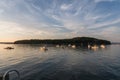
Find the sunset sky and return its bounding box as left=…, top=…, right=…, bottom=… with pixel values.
left=0, top=0, right=120, bottom=42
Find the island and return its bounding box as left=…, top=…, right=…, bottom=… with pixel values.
left=14, top=37, right=111, bottom=47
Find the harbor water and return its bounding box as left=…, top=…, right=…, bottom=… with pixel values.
left=0, top=44, right=120, bottom=80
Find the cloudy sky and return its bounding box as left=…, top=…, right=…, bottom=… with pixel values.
left=0, top=0, right=120, bottom=42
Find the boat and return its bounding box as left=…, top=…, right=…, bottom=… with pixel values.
left=88, top=45, right=91, bottom=49
left=71, top=45, right=76, bottom=49
left=91, top=45, right=99, bottom=50
left=56, top=45, right=60, bottom=48
left=100, top=44, right=106, bottom=49
left=4, top=47, right=14, bottom=50
left=40, top=47, right=48, bottom=51
left=68, top=44, right=71, bottom=47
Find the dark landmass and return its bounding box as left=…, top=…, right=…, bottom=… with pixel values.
left=14, top=37, right=111, bottom=46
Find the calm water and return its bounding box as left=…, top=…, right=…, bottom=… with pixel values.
left=0, top=44, right=120, bottom=80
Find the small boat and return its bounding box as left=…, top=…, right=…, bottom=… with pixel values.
left=4, top=47, right=14, bottom=50
left=60, top=45, right=66, bottom=49
left=100, top=44, right=106, bottom=49
left=68, top=44, right=71, bottom=47
left=71, top=45, right=76, bottom=49
left=40, top=47, right=48, bottom=51
left=56, top=45, right=60, bottom=48
left=88, top=45, right=91, bottom=49
left=91, top=45, right=99, bottom=50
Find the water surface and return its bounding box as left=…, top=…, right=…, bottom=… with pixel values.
left=0, top=44, right=120, bottom=80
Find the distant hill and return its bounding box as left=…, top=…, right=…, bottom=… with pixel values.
left=14, top=37, right=111, bottom=46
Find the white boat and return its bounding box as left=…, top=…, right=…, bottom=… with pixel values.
left=40, top=47, right=48, bottom=51
left=56, top=45, right=60, bottom=48
left=91, top=45, right=99, bottom=50
left=71, top=45, right=76, bottom=48
left=88, top=45, right=91, bottom=49
left=100, top=45, right=106, bottom=49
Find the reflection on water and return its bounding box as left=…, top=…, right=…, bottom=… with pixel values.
left=0, top=44, right=120, bottom=80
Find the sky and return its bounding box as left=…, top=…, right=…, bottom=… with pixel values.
left=0, top=0, right=120, bottom=42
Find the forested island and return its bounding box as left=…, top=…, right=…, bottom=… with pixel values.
left=14, top=37, right=111, bottom=46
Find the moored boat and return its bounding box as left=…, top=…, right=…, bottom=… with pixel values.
left=4, top=47, right=14, bottom=50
